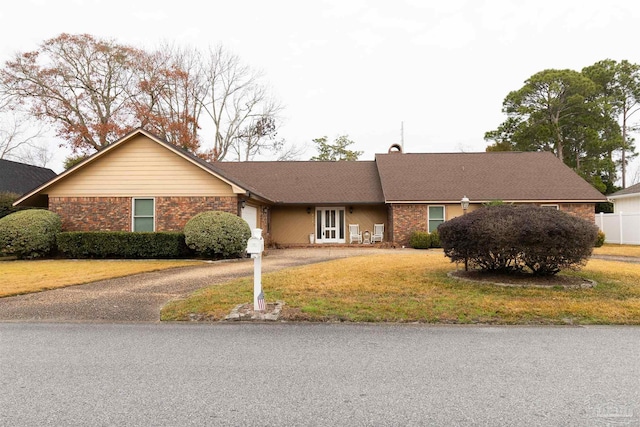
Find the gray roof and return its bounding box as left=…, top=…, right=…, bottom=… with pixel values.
left=0, top=159, right=57, bottom=195
left=374, top=151, right=607, bottom=202
left=609, top=182, right=640, bottom=198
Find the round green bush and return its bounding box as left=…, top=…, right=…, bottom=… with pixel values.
left=429, top=230, right=441, bottom=248
left=184, top=211, right=251, bottom=258
left=0, top=192, right=21, bottom=219
left=0, top=209, right=62, bottom=259
left=409, top=231, right=431, bottom=249
left=594, top=230, right=606, bottom=247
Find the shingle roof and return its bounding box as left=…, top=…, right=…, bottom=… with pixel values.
left=0, top=159, right=57, bottom=195
left=609, top=182, right=640, bottom=198
left=374, top=151, right=607, bottom=202
left=11, top=129, right=608, bottom=207
left=214, top=161, right=385, bottom=204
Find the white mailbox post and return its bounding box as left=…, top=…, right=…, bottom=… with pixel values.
left=246, top=228, right=265, bottom=311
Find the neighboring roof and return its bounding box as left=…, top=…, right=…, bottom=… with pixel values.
left=608, top=182, right=640, bottom=199
left=214, top=161, right=385, bottom=204
left=374, top=151, right=607, bottom=203
left=0, top=158, right=57, bottom=194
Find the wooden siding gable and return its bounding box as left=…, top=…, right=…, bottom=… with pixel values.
left=15, top=129, right=247, bottom=205
left=48, top=135, right=237, bottom=197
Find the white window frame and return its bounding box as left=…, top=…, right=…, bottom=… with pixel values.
left=428, top=205, right=445, bottom=233
left=132, top=197, right=155, bottom=232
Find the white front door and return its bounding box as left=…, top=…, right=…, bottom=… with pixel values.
left=242, top=205, right=258, bottom=229
left=315, top=208, right=345, bottom=243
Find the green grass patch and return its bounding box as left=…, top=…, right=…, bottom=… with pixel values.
left=161, top=251, right=640, bottom=324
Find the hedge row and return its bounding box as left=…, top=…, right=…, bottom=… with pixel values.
left=56, top=231, right=194, bottom=259
left=1, top=210, right=253, bottom=260
left=409, top=230, right=441, bottom=249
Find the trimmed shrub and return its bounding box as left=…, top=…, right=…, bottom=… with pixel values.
left=594, top=230, right=606, bottom=248
left=438, top=205, right=599, bottom=276
left=429, top=230, right=441, bottom=248
left=184, top=211, right=251, bottom=258
left=409, top=231, right=431, bottom=249
left=0, top=209, right=61, bottom=259
left=56, top=232, right=192, bottom=259
left=0, top=192, right=21, bottom=219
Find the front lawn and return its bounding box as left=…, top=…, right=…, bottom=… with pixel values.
left=0, top=259, right=201, bottom=297
left=161, top=245, right=640, bottom=324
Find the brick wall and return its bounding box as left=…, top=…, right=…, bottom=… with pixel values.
left=49, top=197, right=131, bottom=231
left=390, top=204, right=428, bottom=246
left=389, top=202, right=597, bottom=247
left=49, top=196, right=239, bottom=231
left=155, top=196, right=238, bottom=230
left=558, top=203, right=595, bottom=223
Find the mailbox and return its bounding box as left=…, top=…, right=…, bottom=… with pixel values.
left=246, top=228, right=264, bottom=255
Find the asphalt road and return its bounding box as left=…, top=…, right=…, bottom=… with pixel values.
left=1, top=322, right=639, bottom=426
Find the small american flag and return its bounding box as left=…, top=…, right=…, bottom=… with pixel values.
left=256, top=291, right=265, bottom=311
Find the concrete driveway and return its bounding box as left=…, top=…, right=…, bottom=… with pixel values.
left=0, top=247, right=403, bottom=323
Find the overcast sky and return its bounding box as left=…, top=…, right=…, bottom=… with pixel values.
left=2, top=0, right=640, bottom=183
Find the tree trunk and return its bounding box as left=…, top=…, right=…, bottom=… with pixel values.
left=622, top=112, right=627, bottom=188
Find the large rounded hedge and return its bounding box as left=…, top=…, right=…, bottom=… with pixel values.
left=0, top=192, right=21, bottom=219
left=438, top=205, right=599, bottom=276
left=184, top=211, right=252, bottom=258
left=0, top=209, right=62, bottom=259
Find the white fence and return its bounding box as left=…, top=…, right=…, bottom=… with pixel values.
left=595, top=212, right=640, bottom=245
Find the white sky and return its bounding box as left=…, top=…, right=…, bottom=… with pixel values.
left=2, top=0, right=640, bottom=184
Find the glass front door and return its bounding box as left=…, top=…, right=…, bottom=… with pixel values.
left=316, top=208, right=345, bottom=243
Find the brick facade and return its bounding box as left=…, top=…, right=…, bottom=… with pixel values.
left=390, top=204, right=428, bottom=246
left=557, top=203, right=595, bottom=223
left=155, top=196, right=238, bottom=230
left=49, top=196, right=239, bottom=231
left=389, top=202, right=597, bottom=247
left=50, top=197, right=131, bottom=231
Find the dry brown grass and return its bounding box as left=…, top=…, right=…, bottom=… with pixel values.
left=593, top=243, right=640, bottom=258
left=0, top=259, right=201, bottom=297
left=162, top=249, right=640, bottom=324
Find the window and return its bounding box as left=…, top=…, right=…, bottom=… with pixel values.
left=541, top=204, right=559, bottom=210
left=428, top=206, right=445, bottom=233
left=133, top=198, right=154, bottom=232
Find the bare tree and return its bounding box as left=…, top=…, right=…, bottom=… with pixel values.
left=0, top=94, right=53, bottom=166
left=136, top=43, right=205, bottom=152
left=1, top=35, right=284, bottom=162
left=198, top=45, right=282, bottom=161
left=631, top=164, right=640, bottom=185
left=275, top=141, right=307, bottom=161
left=230, top=114, right=279, bottom=161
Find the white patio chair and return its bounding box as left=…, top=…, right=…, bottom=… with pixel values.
left=349, top=224, right=363, bottom=244
left=371, top=223, right=384, bottom=243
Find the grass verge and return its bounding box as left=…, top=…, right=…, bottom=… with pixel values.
left=593, top=243, right=640, bottom=258
left=0, top=259, right=201, bottom=297
left=161, top=249, right=640, bottom=324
